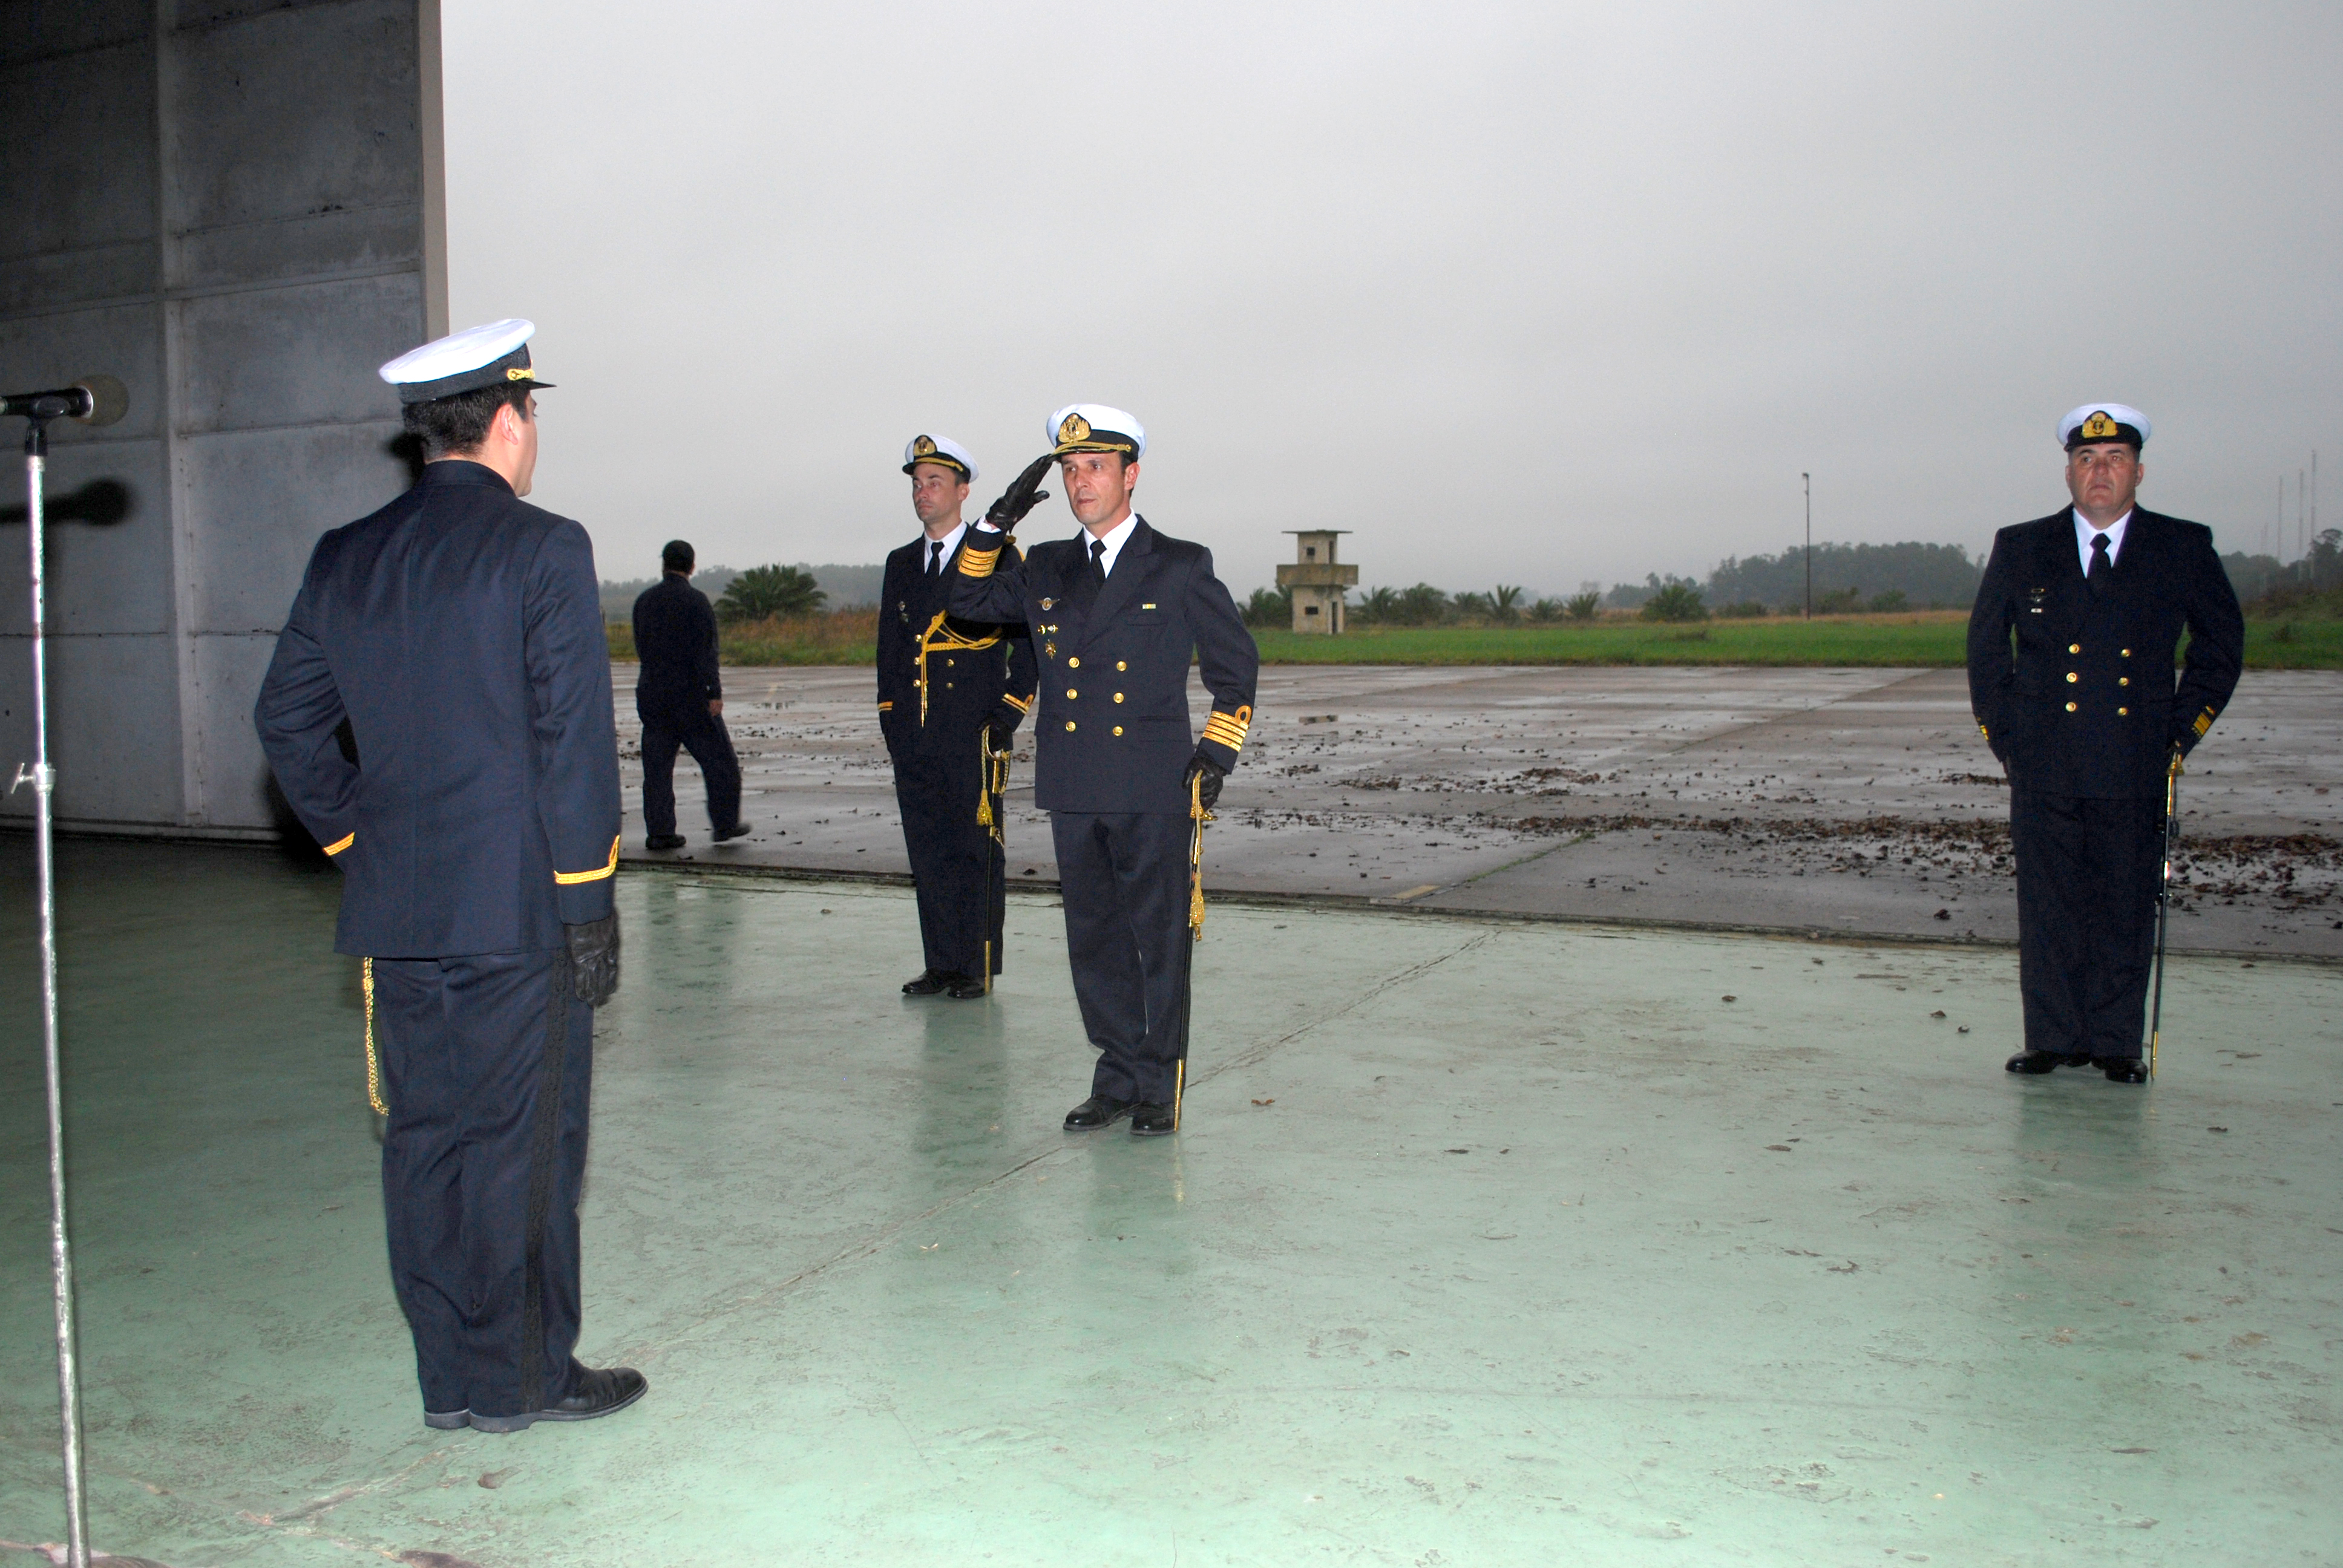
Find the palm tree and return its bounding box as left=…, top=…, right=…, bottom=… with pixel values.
left=718, top=564, right=827, bottom=622
left=1492, top=584, right=1524, bottom=623
left=1355, top=586, right=1400, bottom=624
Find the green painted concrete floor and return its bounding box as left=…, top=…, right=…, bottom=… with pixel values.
left=2, top=840, right=2339, bottom=1567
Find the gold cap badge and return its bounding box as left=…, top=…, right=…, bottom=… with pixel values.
left=2081, top=410, right=2118, bottom=440
left=912, top=434, right=936, bottom=457
left=1058, top=413, right=1091, bottom=445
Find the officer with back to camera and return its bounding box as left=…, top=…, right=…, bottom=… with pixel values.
left=953, top=405, right=1259, bottom=1135
left=254, top=319, right=645, bottom=1433
left=878, top=434, right=1036, bottom=998
left=632, top=537, right=749, bottom=852
left=1967, top=403, right=2243, bottom=1083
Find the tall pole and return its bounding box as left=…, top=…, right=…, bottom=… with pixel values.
left=15, top=416, right=90, bottom=1568
left=1803, top=472, right=1812, bottom=619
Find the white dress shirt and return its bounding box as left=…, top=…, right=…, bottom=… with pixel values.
left=2073, top=508, right=2132, bottom=575
left=1083, top=513, right=1139, bottom=579
left=918, top=520, right=968, bottom=574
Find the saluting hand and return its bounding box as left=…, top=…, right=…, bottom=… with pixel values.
left=984, top=454, right=1056, bottom=531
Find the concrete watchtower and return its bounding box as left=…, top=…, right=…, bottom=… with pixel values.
left=1277, top=531, right=1358, bottom=633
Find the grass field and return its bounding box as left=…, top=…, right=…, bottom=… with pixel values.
left=603, top=603, right=2343, bottom=670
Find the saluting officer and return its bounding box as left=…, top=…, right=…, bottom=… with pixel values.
left=254, top=319, right=645, bottom=1432
left=1968, top=403, right=2243, bottom=1083
left=953, top=405, right=1259, bottom=1135
left=878, top=434, right=1036, bottom=998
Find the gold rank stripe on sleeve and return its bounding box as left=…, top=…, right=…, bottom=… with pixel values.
left=322, top=831, right=354, bottom=856
left=1002, top=692, right=1031, bottom=713
left=957, top=539, right=1003, bottom=577
left=877, top=700, right=893, bottom=712
left=554, top=835, right=621, bottom=885
left=2193, top=707, right=2216, bottom=737
left=1200, top=704, right=1252, bottom=753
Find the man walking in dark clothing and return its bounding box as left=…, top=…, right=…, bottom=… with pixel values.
left=632, top=540, right=746, bottom=852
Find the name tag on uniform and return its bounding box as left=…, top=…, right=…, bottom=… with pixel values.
left=1140, top=603, right=1156, bottom=610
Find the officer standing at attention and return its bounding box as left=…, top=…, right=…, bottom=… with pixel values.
left=632, top=538, right=749, bottom=852
left=879, top=434, right=1036, bottom=998
left=254, top=319, right=645, bottom=1432
left=953, top=406, right=1258, bottom=1134
left=1968, top=403, right=2243, bottom=1083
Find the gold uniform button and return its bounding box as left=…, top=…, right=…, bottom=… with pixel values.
left=2069, top=643, right=2081, bottom=654
left=1113, top=725, right=1123, bottom=736
left=1065, top=720, right=1076, bottom=731
left=1113, top=693, right=1124, bottom=703
left=2121, top=648, right=2131, bottom=658
left=2118, top=707, right=2129, bottom=716
left=2119, top=676, right=2129, bottom=687
left=1067, top=656, right=1080, bottom=668
left=1116, top=660, right=1127, bottom=671
left=2065, top=671, right=2078, bottom=683
left=946, top=658, right=955, bottom=667
left=946, top=682, right=954, bottom=690
left=1066, top=688, right=1078, bottom=699
left=2065, top=701, right=2077, bottom=712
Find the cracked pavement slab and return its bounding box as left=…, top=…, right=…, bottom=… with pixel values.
left=615, top=664, right=2342, bottom=958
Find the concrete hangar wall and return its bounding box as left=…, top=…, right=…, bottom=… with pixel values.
left=1, top=0, right=445, bottom=838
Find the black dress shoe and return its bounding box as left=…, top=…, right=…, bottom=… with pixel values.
left=645, top=834, right=686, bottom=851
left=1129, top=1102, right=1176, bottom=1137
left=713, top=822, right=752, bottom=843
left=2005, top=1050, right=2082, bottom=1074
left=1063, top=1094, right=1133, bottom=1131
left=946, top=973, right=989, bottom=999
left=424, top=1408, right=468, bottom=1431
left=902, top=969, right=954, bottom=995
left=470, top=1365, right=647, bottom=1433
left=2096, top=1057, right=2148, bottom=1083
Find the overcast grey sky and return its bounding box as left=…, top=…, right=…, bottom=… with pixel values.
left=444, top=2, right=2341, bottom=598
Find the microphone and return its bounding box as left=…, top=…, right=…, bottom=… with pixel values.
left=2, top=375, right=128, bottom=426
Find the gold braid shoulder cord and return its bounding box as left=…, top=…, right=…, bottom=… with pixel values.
left=916, top=610, right=1004, bottom=725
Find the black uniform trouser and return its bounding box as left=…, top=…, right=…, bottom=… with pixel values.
left=373, top=949, right=594, bottom=1419
left=2009, top=788, right=2164, bottom=1060
left=640, top=708, right=741, bottom=837
left=893, top=743, right=1004, bottom=978
left=1051, top=811, right=1190, bottom=1105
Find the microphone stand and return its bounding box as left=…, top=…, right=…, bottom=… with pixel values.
left=10, top=407, right=90, bottom=1568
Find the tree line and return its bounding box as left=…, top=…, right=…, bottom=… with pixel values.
left=1240, top=534, right=2336, bottom=629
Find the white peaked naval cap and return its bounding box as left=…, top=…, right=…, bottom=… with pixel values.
left=1048, top=404, right=1145, bottom=459
left=378, top=319, right=549, bottom=404
left=2058, top=403, right=2151, bottom=449
left=902, top=433, right=978, bottom=483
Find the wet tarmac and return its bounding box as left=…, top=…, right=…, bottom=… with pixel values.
left=3, top=843, right=2338, bottom=1566
left=619, top=665, right=2343, bottom=959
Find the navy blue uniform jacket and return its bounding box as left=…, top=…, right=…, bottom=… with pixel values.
left=1966, top=506, right=2243, bottom=800
left=876, top=534, right=1036, bottom=756
left=254, top=460, right=623, bottom=958
left=631, top=573, right=723, bottom=721
left=951, top=516, right=1259, bottom=814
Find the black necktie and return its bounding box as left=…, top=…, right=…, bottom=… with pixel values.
left=926, top=540, right=943, bottom=577
left=1089, top=537, right=1107, bottom=586
left=2088, top=532, right=2109, bottom=595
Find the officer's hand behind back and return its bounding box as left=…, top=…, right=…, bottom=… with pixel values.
left=565, top=912, right=620, bottom=1007
left=984, top=454, right=1056, bottom=531
left=1184, top=752, right=1225, bottom=812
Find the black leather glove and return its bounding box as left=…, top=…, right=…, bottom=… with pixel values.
left=983, top=453, right=1056, bottom=530
left=1183, top=753, right=1225, bottom=812
left=984, top=717, right=1016, bottom=754
left=565, top=912, right=620, bottom=1007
